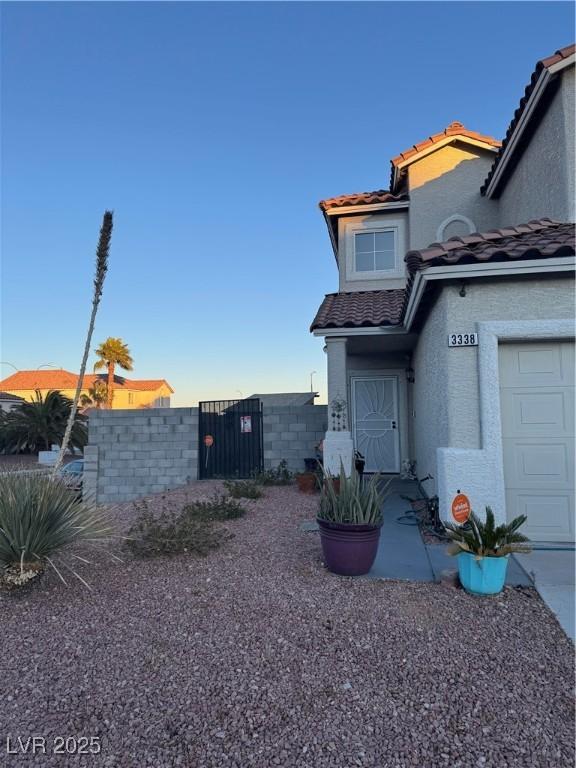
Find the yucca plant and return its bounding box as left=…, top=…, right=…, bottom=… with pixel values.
left=318, top=464, right=391, bottom=525
left=0, top=473, right=114, bottom=588
left=444, top=507, right=531, bottom=558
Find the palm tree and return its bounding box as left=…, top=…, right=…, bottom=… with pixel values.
left=53, top=211, right=112, bottom=474
left=94, top=338, right=134, bottom=409
left=79, top=379, right=108, bottom=410
left=0, top=390, right=87, bottom=454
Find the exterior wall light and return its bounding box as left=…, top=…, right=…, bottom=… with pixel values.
left=405, top=366, right=415, bottom=384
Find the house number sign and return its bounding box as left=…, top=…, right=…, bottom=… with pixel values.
left=448, top=332, right=478, bottom=347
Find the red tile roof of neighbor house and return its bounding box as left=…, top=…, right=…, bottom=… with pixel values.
left=481, top=44, right=575, bottom=195
left=0, top=370, right=174, bottom=393
left=311, top=220, right=575, bottom=330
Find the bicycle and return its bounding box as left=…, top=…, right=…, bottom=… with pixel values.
left=397, top=473, right=446, bottom=539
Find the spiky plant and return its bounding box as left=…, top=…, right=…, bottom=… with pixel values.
left=0, top=390, right=87, bottom=454
left=0, top=473, right=113, bottom=587
left=444, top=507, right=531, bottom=558
left=318, top=464, right=391, bottom=525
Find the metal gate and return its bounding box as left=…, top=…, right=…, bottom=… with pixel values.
left=198, top=399, right=264, bottom=479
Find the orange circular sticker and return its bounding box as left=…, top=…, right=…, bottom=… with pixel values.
left=203, top=435, right=214, bottom=447
left=451, top=493, right=471, bottom=524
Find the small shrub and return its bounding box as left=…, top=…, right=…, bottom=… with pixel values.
left=252, top=460, right=293, bottom=486
left=183, top=494, right=246, bottom=521
left=124, top=501, right=231, bottom=559
left=223, top=479, right=263, bottom=499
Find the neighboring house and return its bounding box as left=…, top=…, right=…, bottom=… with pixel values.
left=311, top=45, right=575, bottom=543
left=0, top=391, right=25, bottom=413
left=249, top=392, right=318, bottom=407
left=0, top=370, right=174, bottom=409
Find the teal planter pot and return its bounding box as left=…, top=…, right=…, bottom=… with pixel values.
left=458, top=552, right=509, bottom=595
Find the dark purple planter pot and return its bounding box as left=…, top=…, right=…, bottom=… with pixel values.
left=317, top=519, right=382, bottom=576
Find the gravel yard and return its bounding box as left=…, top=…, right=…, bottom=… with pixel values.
left=1, top=482, right=574, bottom=768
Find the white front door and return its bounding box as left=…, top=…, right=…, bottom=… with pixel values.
left=352, top=377, right=400, bottom=473
left=499, top=341, right=575, bottom=543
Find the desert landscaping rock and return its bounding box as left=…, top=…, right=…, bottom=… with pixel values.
left=1, top=482, right=574, bottom=767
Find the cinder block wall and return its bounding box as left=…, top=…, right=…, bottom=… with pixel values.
left=263, top=405, right=327, bottom=472
left=85, top=404, right=327, bottom=503
left=84, top=408, right=198, bottom=504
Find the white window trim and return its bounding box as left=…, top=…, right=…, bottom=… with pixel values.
left=344, top=215, right=407, bottom=281
left=436, top=214, right=476, bottom=242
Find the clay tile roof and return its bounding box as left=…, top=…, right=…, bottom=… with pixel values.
left=310, top=289, right=405, bottom=331
left=0, top=391, right=25, bottom=402
left=319, top=190, right=408, bottom=211
left=405, top=219, right=575, bottom=273
left=0, top=370, right=174, bottom=394
left=391, top=121, right=501, bottom=167
left=481, top=44, right=575, bottom=194
left=0, top=369, right=80, bottom=390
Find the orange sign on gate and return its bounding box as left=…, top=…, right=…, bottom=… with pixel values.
left=451, top=492, right=471, bottom=524
left=204, top=435, right=214, bottom=448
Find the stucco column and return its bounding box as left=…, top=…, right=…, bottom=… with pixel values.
left=323, top=337, right=354, bottom=476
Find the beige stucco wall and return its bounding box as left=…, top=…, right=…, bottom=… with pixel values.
left=410, top=291, right=451, bottom=493
left=410, top=275, right=575, bottom=493
left=407, top=144, right=499, bottom=251
left=443, top=275, right=575, bottom=446
left=498, top=68, right=575, bottom=225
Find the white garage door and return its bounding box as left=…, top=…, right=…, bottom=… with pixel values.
left=499, top=341, right=575, bottom=543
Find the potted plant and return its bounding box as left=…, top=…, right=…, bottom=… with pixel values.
left=444, top=507, right=531, bottom=595
left=296, top=470, right=318, bottom=494
left=317, top=465, right=391, bottom=576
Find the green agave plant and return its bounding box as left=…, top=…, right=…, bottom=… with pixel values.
left=0, top=472, right=114, bottom=587
left=444, top=506, right=531, bottom=558
left=318, top=464, right=391, bottom=525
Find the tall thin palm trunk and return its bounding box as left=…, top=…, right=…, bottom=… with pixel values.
left=107, top=361, right=115, bottom=409
left=52, top=212, right=113, bottom=475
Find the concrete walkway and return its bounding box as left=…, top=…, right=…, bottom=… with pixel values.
left=516, top=549, right=575, bottom=642
left=365, top=481, right=433, bottom=581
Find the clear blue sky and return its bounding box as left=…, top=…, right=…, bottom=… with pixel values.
left=1, top=1, right=573, bottom=405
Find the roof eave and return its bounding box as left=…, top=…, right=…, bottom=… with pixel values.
left=482, top=52, right=575, bottom=198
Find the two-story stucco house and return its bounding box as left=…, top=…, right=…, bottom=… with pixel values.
left=0, top=369, right=174, bottom=409
left=311, top=45, right=575, bottom=543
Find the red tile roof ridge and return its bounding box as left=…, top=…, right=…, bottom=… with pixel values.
left=391, top=121, right=501, bottom=167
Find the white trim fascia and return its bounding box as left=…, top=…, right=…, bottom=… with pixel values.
left=403, top=257, right=576, bottom=330
left=484, top=54, right=575, bottom=198
left=325, top=201, right=409, bottom=216
left=313, top=326, right=408, bottom=338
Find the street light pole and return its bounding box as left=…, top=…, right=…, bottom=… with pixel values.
left=310, top=370, right=317, bottom=393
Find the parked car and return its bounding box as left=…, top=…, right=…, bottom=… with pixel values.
left=57, top=459, right=84, bottom=495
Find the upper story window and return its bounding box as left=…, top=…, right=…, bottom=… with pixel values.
left=340, top=212, right=407, bottom=284
left=354, top=230, right=396, bottom=272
